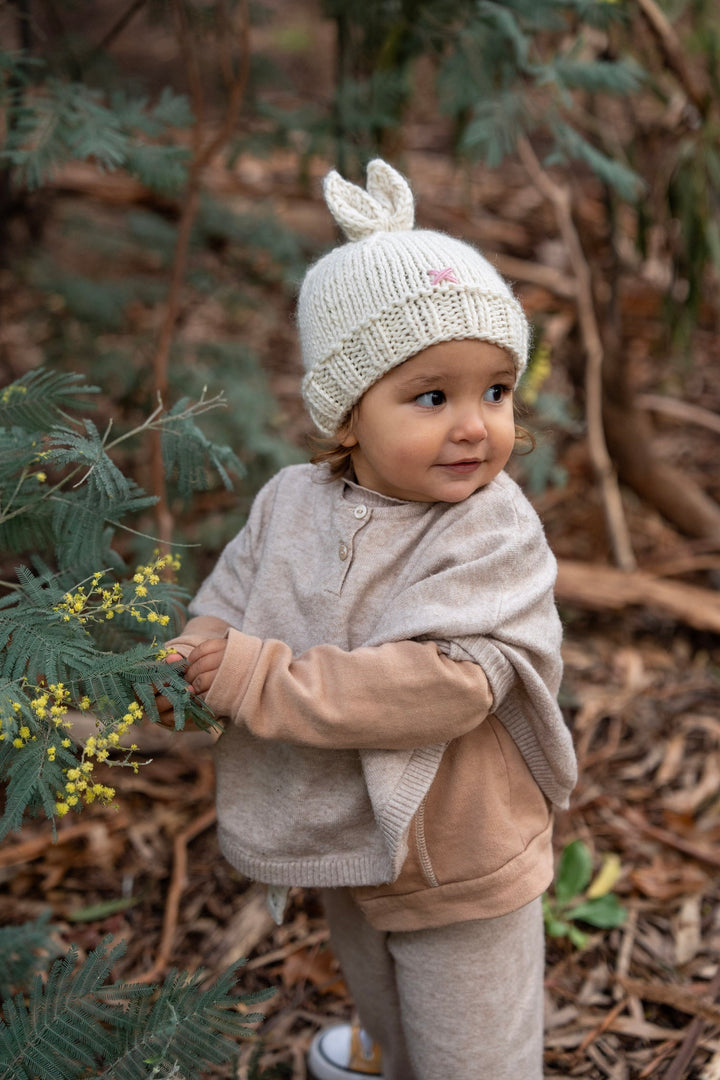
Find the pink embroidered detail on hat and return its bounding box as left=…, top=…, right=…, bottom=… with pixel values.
left=427, top=267, right=459, bottom=285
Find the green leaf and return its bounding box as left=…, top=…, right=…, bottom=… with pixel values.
left=546, top=56, right=644, bottom=96
left=0, top=369, right=98, bottom=431
left=68, top=897, right=139, bottom=923
left=545, top=917, right=572, bottom=938
left=548, top=121, right=644, bottom=201
left=568, top=924, right=590, bottom=949
left=0, top=914, right=60, bottom=999
left=554, top=839, right=593, bottom=903
left=566, top=895, right=627, bottom=929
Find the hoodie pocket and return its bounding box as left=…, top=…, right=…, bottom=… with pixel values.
left=415, top=796, right=439, bottom=887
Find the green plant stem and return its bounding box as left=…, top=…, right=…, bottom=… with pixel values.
left=0, top=465, right=33, bottom=520
left=0, top=394, right=226, bottom=528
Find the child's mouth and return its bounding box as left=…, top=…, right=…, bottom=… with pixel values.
left=438, top=460, right=481, bottom=474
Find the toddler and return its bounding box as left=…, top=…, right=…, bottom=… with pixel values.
left=160, top=159, right=576, bottom=1080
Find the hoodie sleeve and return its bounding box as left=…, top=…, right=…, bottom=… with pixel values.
left=201, top=631, right=494, bottom=751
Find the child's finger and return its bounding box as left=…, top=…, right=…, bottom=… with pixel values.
left=185, top=640, right=226, bottom=686
left=187, top=637, right=226, bottom=663
left=185, top=654, right=224, bottom=690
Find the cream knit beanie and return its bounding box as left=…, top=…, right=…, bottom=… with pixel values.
left=298, top=159, right=529, bottom=436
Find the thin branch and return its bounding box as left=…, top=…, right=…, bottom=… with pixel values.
left=135, top=804, right=217, bottom=984
left=0, top=395, right=225, bottom=528
left=0, top=815, right=128, bottom=868
left=0, top=464, right=33, bottom=520
left=516, top=137, right=636, bottom=572
left=149, top=0, right=250, bottom=548
left=104, top=392, right=227, bottom=454
left=196, top=0, right=251, bottom=169
left=661, top=965, right=720, bottom=1080
left=635, top=0, right=712, bottom=118
left=617, top=974, right=720, bottom=1027
left=489, top=252, right=577, bottom=300
left=620, top=806, right=720, bottom=869
left=0, top=469, right=87, bottom=526
left=104, top=519, right=201, bottom=547
left=555, top=559, right=720, bottom=633
left=35, top=0, right=83, bottom=80
left=637, top=393, right=720, bottom=437
left=87, top=0, right=149, bottom=64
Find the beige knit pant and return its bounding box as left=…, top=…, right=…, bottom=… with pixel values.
left=320, top=890, right=545, bottom=1080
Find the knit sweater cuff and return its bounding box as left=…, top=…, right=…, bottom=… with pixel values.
left=204, top=628, right=263, bottom=720
left=446, top=636, right=515, bottom=709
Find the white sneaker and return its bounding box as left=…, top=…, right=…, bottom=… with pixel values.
left=308, top=1022, right=384, bottom=1079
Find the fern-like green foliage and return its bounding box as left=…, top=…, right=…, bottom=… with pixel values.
left=0, top=368, right=241, bottom=573
left=436, top=0, right=645, bottom=198
left=0, top=934, right=274, bottom=1080
left=0, top=369, right=238, bottom=838
left=0, top=914, right=61, bottom=1000
left=315, top=0, right=645, bottom=197
left=0, top=368, right=98, bottom=429
left=0, top=49, right=193, bottom=194
left=162, top=397, right=240, bottom=499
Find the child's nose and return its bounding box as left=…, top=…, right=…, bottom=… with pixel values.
left=450, top=406, right=488, bottom=442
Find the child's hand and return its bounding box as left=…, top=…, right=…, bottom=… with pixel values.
left=184, top=638, right=228, bottom=698
left=154, top=650, right=185, bottom=728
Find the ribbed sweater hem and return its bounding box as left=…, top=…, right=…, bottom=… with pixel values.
left=217, top=827, right=393, bottom=887
left=369, top=743, right=445, bottom=877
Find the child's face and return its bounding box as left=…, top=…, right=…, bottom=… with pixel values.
left=340, top=340, right=517, bottom=503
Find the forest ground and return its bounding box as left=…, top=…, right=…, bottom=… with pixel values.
left=2, top=144, right=720, bottom=1080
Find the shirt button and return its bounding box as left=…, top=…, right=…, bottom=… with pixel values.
left=353, top=504, right=368, bottom=519
left=338, top=541, right=349, bottom=561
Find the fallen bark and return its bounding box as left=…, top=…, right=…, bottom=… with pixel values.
left=555, top=559, right=720, bottom=633
left=617, top=976, right=720, bottom=1026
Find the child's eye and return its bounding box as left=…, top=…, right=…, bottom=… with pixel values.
left=483, top=384, right=511, bottom=404
left=415, top=390, right=446, bottom=408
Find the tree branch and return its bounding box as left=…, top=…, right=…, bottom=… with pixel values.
left=555, top=559, right=720, bottom=634
left=87, top=0, right=149, bottom=64
left=135, top=805, right=217, bottom=984
left=635, top=0, right=712, bottom=118
left=637, top=393, right=720, bottom=437
left=516, top=137, right=636, bottom=571
left=149, top=0, right=250, bottom=547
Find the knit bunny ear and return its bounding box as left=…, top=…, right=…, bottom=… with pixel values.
left=323, top=158, right=415, bottom=241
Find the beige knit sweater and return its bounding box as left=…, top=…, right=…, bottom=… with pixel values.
left=168, top=464, right=576, bottom=892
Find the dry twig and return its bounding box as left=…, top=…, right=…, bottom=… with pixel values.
left=135, top=804, right=217, bottom=984
left=617, top=974, right=720, bottom=1027
left=620, top=807, right=720, bottom=871
left=0, top=816, right=128, bottom=868
left=635, top=0, right=712, bottom=117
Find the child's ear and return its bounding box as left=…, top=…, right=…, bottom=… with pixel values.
left=336, top=410, right=358, bottom=448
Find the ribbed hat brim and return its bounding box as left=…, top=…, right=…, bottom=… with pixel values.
left=302, top=285, right=529, bottom=436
